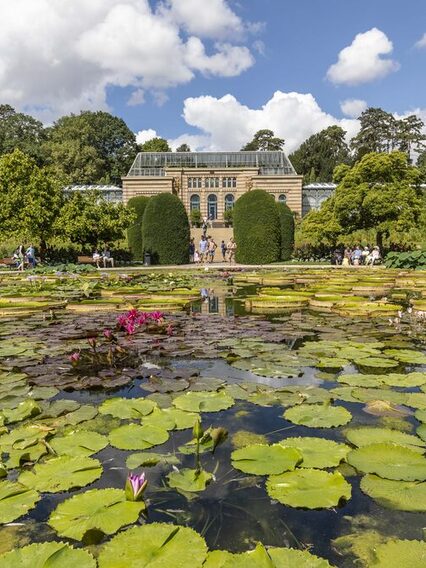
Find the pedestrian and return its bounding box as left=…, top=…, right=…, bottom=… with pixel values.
left=208, top=237, right=217, bottom=263
left=201, top=217, right=208, bottom=237
left=25, top=244, right=37, bottom=268
left=189, top=238, right=195, bottom=263
left=199, top=235, right=208, bottom=263
left=15, top=244, right=25, bottom=271
left=221, top=240, right=227, bottom=262
left=227, top=237, right=237, bottom=264
left=193, top=250, right=200, bottom=264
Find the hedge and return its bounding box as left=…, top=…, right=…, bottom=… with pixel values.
left=127, top=196, right=150, bottom=260
left=277, top=202, right=295, bottom=261
left=233, top=190, right=280, bottom=264
left=142, top=193, right=190, bottom=265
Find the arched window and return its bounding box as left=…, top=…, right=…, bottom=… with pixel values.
left=224, top=194, right=235, bottom=210
left=207, top=194, right=217, bottom=219
left=190, top=194, right=200, bottom=212
left=278, top=194, right=287, bottom=203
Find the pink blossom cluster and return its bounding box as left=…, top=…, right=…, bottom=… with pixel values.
left=117, top=309, right=164, bottom=335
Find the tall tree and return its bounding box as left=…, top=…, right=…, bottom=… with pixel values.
left=289, top=126, right=350, bottom=181
left=0, top=104, right=46, bottom=165
left=176, top=143, right=191, bottom=152
left=139, top=137, right=171, bottom=152
left=395, top=115, right=426, bottom=158
left=241, top=129, right=285, bottom=151
left=350, top=108, right=397, bottom=159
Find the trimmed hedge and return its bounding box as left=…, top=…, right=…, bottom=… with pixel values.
left=142, top=193, right=190, bottom=265
left=127, top=196, right=150, bottom=260
left=277, top=202, right=295, bottom=261
left=385, top=250, right=426, bottom=269
left=233, top=190, right=280, bottom=264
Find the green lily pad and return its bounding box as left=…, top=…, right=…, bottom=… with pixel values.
left=351, top=388, right=408, bottom=406
left=284, top=404, right=352, bottom=428
left=231, top=444, right=302, bottom=475
left=268, top=546, right=333, bottom=567
left=360, top=474, right=426, bottom=512
left=266, top=469, right=351, bottom=509
left=97, top=523, right=208, bottom=567
left=50, top=430, right=108, bottom=457
left=6, top=442, right=48, bottom=469
left=384, top=349, right=426, bottom=365
left=1, top=400, right=41, bottom=424
left=19, top=455, right=102, bottom=492
left=167, top=468, right=213, bottom=492
left=382, top=372, right=426, bottom=387
left=141, top=407, right=176, bottom=431
left=0, top=481, right=40, bottom=523
left=232, top=430, right=268, bottom=449
left=345, top=427, right=425, bottom=452
left=49, top=488, right=146, bottom=541
left=0, top=424, right=52, bottom=449
left=173, top=390, right=234, bottom=413
left=126, top=452, right=180, bottom=469
left=109, top=423, right=169, bottom=450
left=99, top=397, right=156, bottom=419
left=371, top=539, right=426, bottom=567
left=0, top=541, right=96, bottom=568
left=337, top=374, right=383, bottom=387
left=348, top=443, right=426, bottom=481
left=163, top=408, right=200, bottom=430
left=355, top=357, right=399, bottom=370
left=280, top=437, right=351, bottom=469
left=40, top=400, right=80, bottom=418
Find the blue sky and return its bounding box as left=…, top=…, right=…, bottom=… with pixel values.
left=1, top=0, right=425, bottom=151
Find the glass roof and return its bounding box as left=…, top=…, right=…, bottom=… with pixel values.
left=127, top=151, right=297, bottom=176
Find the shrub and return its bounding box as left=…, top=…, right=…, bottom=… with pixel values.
left=224, top=208, right=233, bottom=226
left=127, top=196, right=150, bottom=260
left=142, top=193, right=190, bottom=265
left=233, top=190, right=280, bottom=264
left=190, top=209, right=201, bottom=227
left=385, top=250, right=426, bottom=269
left=277, top=202, right=295, bottom=261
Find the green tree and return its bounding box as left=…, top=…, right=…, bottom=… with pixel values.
left=289, top=126, right=350, bottom=181
left=55, top=190, right=135, bottom=249
left=277, top=202, right=295, bottom=260
left=0, top=149, right=62, bottom=254
left=126, top=196, right=150, bottom=259
left=142, top=193, right=190, bottom=264
left=351, top=108, right=397, bottom=159
left=176, top=143, right=191, bottom=152
left=241, top=129, right=285, bottom=151
left=233, top=190, right=280, bottom=264
left=0, top=104, right=46, bottom=165
left=139, top=138, right=171, bottom=152
left=395, top=115, right=426, bottom=158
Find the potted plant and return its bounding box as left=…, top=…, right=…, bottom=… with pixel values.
left=224, top=208, right=233, bottom=227
left=190, top=209, right=202, bottom=228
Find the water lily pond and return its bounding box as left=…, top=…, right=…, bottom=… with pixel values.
left=1, top=267, right=426, bottom=567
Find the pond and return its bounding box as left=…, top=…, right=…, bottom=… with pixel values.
left=0, top=267, right=426, bottom=566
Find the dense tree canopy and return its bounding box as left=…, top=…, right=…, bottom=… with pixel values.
left=289, top=126, right=350, bottom=182
left=241, top=129, right=285, bottom=151
left=176, top=143, right=191, bottom=152
left=139, top=137, right=171, bottom=152
left=0, top=105, right=46, bottom=165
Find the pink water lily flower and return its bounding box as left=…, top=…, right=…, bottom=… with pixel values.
left=125, top=472, right=148, bottom=501
left=69, top=352, right=81, bottom=366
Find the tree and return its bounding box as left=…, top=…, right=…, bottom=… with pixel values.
left=0, top=104, right=47, bottom=165
left=142, top=193, right=190, bottom=265
left=233, top=190, right=280, bottom=264
left=277, top=202, right=295, bottom=260
left=55, top=190, right=135, bottom=249
left=396, top=115, right=426, bottom=158
left=0, top=149, right=62, bottom=254
left=289, top=126, right=350, bottom=181
left=241, top=129, right=285, bottom=151
left=176, top=143, right=191, bottom=152
left=139, top=138, right=171, bottom=152
left=127, top=196, right=150, bottom=260
left=350, top=108, right=397, bottom=159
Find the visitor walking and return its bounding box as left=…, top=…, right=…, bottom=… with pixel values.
left=199, top=235, right=208, bottom=263
left=221, top=240, right=227, bottom=262
left=207, top=237, right=217, bottom=263
left=25, top=244, right=36, bottom=269
left=189, top=238, right=195, bottom=263
left=193, top=250, right=200, bottom=264
left=201, top=217, right=208, bottom=237
left=227, top=238, right=237, bottom=264
left=14, top=244, right=25, bottom=271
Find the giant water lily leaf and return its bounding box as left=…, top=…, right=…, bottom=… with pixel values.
left=371, top=539, right=426, bottom=567
left=383, top=349, right=426, bottom=365
left=351, top=388, right=408, bottom=406
left=360, top=474, right=426, bottom=512
left=0, top=424, right=52, bottom=449
left=231, top=444, right=302, bottom=475
left=337, top=374, right=383, bottom=387
left=50, top=430, right=108, bottom=457
left=43, top=405, right=98, bottom=428
left=344, top=427, right=425, bottom=452
left=280, top=437, right=350, bottom=469
left=0, top=541, right=96, bottom=568
left=126, top=452, right=179, bottom=469
left=99, top=397, right=156, bottom=419
left=39, top=400, right=80, bottom=419
left=284, top=404, right=352, bottom=428
left=97, top=523, right=208, bottom=567
left=355, top=357, right=399, bottom=370
left=173, top=390, right=234, bottom=413
left=347, top=443, right=426, bottom=481
left=48, top=488, right=146, bottom=541
left=1, top=400, right=41, bottom=424
left=0, top=481, right=40, bottom=523
left=19, top=455, right=102, bottom=492
left=266, top=469, right=351, bottom=509
left=167, top=468, right=213, bottom=492
left=381, top=372, right=426, bottom=388
left=109, top=423, right=169, bottom=450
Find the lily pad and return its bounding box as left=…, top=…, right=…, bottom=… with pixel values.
left=0, top=481, right=40, bottom=523
left=126, top=452, right=180, bottom=469
left=50, top=430, right=108, bottom=457
left=284, top=404, right=352, bottom=428
left=0, top=541, right=96, bottom=568
left=97, top=523, right=208, bottom=567
left=268, top=546, right=333, bottom=567
left=19, top=455, right=102, bottom=492
left=49, top=488, right=146, bottom=540
left=167, top=468, right=213, bottom=492
left=1, top=400, right=41, bottom=424
left=344, top=427, right=425, bottom=452
left=360, top=474, right=426, bottom=512
left=371, top=539, right=426, bottom=567
left=231, top=444, right=302, bottom=475
left=384, top=349, right=426, bottom=365
left=347, top=443, right=426, bottom=481
left=280, top=437, right=351, bottom=469
left=99, top=397, right=156, bottom=419
left=266, top=469, right=351, bottom=509
left=355, top=357, right=399, bottom=370
left=173, top=390, right=234, bottom=413
left=109, top=423, right=169, bottom=450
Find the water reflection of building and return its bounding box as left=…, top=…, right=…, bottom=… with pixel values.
left=192, top=292, right=234, bottom=317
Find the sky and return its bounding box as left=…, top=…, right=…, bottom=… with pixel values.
left=0, top=0, right=425, bottom=153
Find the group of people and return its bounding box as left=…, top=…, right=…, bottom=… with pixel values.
left=93, top=248, right=114, bottom=268
left=332, top=245, right=381, bottom=266
left=189, top=236, right=237, bottom=264
left=12, top=244, right=37, bottom=270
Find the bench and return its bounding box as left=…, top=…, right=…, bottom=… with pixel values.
left=77, top=256, right=96, bottom=265
left=0, top=257, right=17, bottom=269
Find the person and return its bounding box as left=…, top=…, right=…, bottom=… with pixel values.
left=26, top=244, right=36, bottom=268
left=199, top=235, right=208, bottom=263
left=351, top=246, right=362, bottom=266
left=207, top=214, right=213, bottom=229
left=361, top=246, right=370, bottom=265
left=193, top=249, right=200, bottom=264
left=342, top=248, right=351, bottom=267
left=93, top=250, right=101, bottom=268
left=227, top=237, right=237, bottom=264
left=13, top=245, right=25, bottom=270
left=102, top=247, right=114, bottom=268
left=201, top=217, right=208, bottom=237
left=207, top=237, right=217, bottom=263
left=189, top=238, right=195, bottom=263
left=367, top=246, right=381, bottom=267
left=221, top=240, right=227, bottom=262
left=331, top=249, right=342, bottom=265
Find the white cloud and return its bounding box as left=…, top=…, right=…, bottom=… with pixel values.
left=415, top=33, right=426, bottom=48
left=327, top=28, right=400, bottom=85
left=340, top=98, right=367, bottom=118
left=0, top=0, right=255, bottom=120
left=168, top=91, right=360, bottom=153
left=136, top=128, right=159, bottom=144
left=127, top=89, right=145, bottom=106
